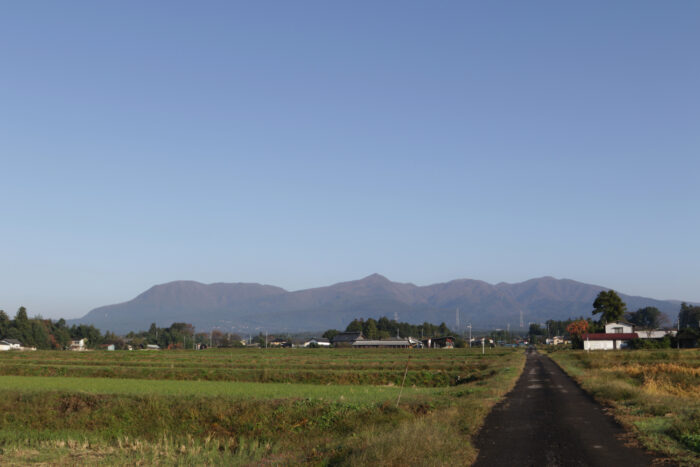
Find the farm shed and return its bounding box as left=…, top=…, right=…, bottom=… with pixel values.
left=636, top=329, right=676, bottom=339
left=352, top=339, right=411, bottom=349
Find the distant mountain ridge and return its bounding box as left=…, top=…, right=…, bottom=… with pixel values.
left=69, top=274, right=686, bottom=334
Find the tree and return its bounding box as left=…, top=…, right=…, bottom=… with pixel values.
left=592, top=290, right=626, bottom=324
left=345, top=319, right=364, bottom=333
left=0, top=310, right=9, bottom=337
left=626, top=307, right=662, bottom=329
left=566, top=320, right=589, bottom=338
left=364, top=318, right=379, bottom=339
left=679, top=303, right=700, bottom=329
left=566, top=320, right=589, bottom=349
left=528, top=323, right=544, bottom=344
left=13, top=307, right=32, bottom=345
left=15, top=306, right=28, bottom=322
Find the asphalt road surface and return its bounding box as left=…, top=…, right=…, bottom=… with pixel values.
left=474, top=348, right=663, bottom=466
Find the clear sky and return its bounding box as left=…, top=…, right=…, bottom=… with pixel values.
left=1, top=1, right=699, bottom=319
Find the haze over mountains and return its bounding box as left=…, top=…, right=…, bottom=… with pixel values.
left=69, top=275, right=685, bottom=334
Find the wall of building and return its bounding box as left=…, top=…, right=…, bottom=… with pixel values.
left=605, top=322, right=633, bottom=333
left=583, top=340, right=614, bottom=350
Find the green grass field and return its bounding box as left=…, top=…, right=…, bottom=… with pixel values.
left=548, top=349, right=700, bottom=466
left=0, top=348, right=525, bottom=466
left=0, top=375, right=433, bottom=402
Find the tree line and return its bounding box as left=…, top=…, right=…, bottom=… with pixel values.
left=0, top=307, right=240, bottom=350
left=126, top=323, right=245, bottom=349
left=322, top=317, right=459, bottom=342
left=0, top=307, right=107, bottom=350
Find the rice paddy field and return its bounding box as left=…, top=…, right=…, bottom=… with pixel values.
left=0, top=348, right=525, bottom=466
left=548, top=349, right=700, bottom=466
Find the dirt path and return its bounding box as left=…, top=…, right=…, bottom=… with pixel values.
left=473, top=348, right=663, bottom=466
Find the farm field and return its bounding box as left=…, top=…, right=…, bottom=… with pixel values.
left=0, top=348, right=525, bottom=465
left=548, top=349, right=700, bottom=466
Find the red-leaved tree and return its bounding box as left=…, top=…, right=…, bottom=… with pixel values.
left=566, top=320, right=589, bottom=349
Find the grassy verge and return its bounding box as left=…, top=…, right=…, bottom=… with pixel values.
left=0, top=348, right=525, bottom=465
left=547, top=348, right=700, bottom=466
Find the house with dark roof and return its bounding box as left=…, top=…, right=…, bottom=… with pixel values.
left=582, top=332, right=638, bottom=350
left=331, top=331, right=364, bottom=347
left=582, top=323, right=637, bottom=350
left=269, top=338, right=291, bottom=348
left=583, top=321, right=676, bottom=350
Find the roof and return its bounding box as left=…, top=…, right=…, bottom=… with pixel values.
left=353, top=339, right=409, bottom=346
left=307, top=337, right=330, bottom=343
left=582, top=333, right=638, bottom=341
left=332, top=332, right=364, bottom=343
left=422, top=336, right=454, bottom=343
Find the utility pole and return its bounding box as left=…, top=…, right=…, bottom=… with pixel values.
left=466, top=323, right=472, bottom=348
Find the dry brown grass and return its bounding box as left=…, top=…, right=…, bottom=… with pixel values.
left=549, top=349, right=700, bottom=466
left=614, top=362, right=700, bottom=398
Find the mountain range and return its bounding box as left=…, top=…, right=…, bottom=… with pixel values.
left=69, top=274, right=686, bottom=334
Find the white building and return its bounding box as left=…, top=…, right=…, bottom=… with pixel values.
left=69, top=338, right=87, bottom=351
left=302, top=337, right=331, bottom=347
left=605, top=322, right=634, bottom=334
left=583, top=321, right=676, bottom=350
left=546, top=336, right=568, bottom=346
left=0, top=339, right=22, bottom=351
left=583, top=322, right=637, bottom=350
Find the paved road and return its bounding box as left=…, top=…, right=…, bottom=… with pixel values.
left=474, top=349, right=662, bottom=466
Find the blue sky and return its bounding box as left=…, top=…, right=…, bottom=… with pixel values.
left=1, top=1, right=699, bottom=319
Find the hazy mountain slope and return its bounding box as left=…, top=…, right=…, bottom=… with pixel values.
left=69, top=275, right=687, bottom=334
